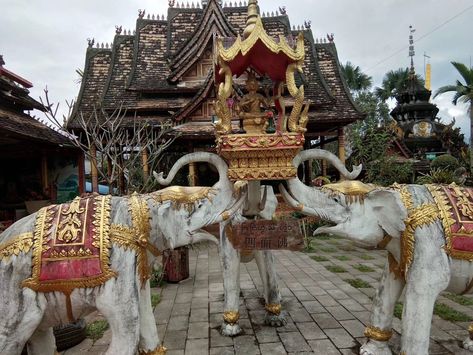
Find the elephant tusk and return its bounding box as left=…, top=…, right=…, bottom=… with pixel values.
left=278, top=184, right=319, bottom=216
left=258, top=185, right=268, bottom=211
left=214, top=191, right=247, bottom=224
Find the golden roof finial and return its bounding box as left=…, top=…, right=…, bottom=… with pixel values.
left=243, top=0, right=259, bottom=39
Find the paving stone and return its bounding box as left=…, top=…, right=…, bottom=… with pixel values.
left=308, top=339, right=341, bottom=354
left=289, top=308, right=313, bottom=323
left=325, top=306, right=355, bottom=321
left=164, top=330, right=188, bottom=350
left=185, top=338, right=209, bottom=355
left=210, top=329, right=234, bottom=347
left=313, top=312, right=341, bottom=329
left=188, top=322, right=209, bottom=339
left=233, top=335, right=260, bottom=354
left=254, top=326, right=279, bottom=343
left=259, top=342, right=286, bottom=354
left=340, top=319, right=366, bottom=338
left=324, top=328, right=356, bottom=348
left=190, top=308, right=209, bottom=322
left=210, top=347, right=234, bottom=355
left=297, top=321, right=327, bottom=340
left=279, top=331, right=311, bottom=352
left=168, top=315, right=190, bottom=331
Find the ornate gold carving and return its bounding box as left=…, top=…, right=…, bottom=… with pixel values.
left=0, top=233, right=34, bottom=263
left=218, top=133, right=304, bottom=181
left=265, top=303, right=282, bottom=316
left=217, top=18, right=304, bottom=63
left=139, top=345, right=167, bottom=355
left=47, top=247, right=93, bottom=260
left=151, top=186, right=215, bottom=212
left=364, top=325, right=393, bottom=342
left=468, top=324, right=473, bottom=340
left=286, top=62, right=309, bottom=133
left=57, top=197, right=85, bottom=243
left=392, top=184, right=439, bottom=278
left=215, top=59, right=233, bottom=135
left=322, top=180, right=377, bottom=197
left=223, top=311, right=240, bottom=325
left=22, top=196, right=117, bottom=294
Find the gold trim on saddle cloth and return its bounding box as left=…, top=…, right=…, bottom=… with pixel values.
left=426, top=183, right=473, bottom=261
left=22, top=195, right=117, bottom=294
left=110, top=193, right=157, bottom=287
left=389, top=184, right=439, bottom=279
left=0, top=232, right=34, bottom=263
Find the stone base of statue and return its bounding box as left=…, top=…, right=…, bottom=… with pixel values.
left=217, top=132, right=305, bottom=181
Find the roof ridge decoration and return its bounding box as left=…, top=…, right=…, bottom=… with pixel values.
left=169, top=0, right=237, bottom=82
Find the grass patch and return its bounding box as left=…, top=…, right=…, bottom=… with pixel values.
left=434, top=303, right=472, bottom=322
left=326, top=240, right=340, bottom=246
left=444, top=293, right=473, bottom=306
left=353, top=264, right=375, bottom=272
left=325, top=265, right=347, bottom=273
left=150, top=265, right=164, bottom=288
left=86, top=320, right=109, bottom=343
left=392, top=301, right=471, bottom=322
left=359, top=254, right=375, bottom=260
left=334, top=255, right=351, bottom=261
left=344, top=278, right=372, bottom=288
left=338, top=244, right=356, bottom=251
left=151, top=293, right=161, bottom=308
left=320, top=247, right=337, bottom=253
left=311, top=255, right=329, bottom=262
left=394, top=302, right=403, bottom=319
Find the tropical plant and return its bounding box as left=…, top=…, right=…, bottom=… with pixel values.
left=431, top=154, right=460, bottom=172
left=341, top=61, right=373, bottom=94
left=434, top=62, right=473, bottom=150
left=375, top=68, right=425, bottom=101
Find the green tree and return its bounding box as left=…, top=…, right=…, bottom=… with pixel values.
left=434, top=62, right=473, bottom=150
left=341, top=61, right=373, bottom=94
left=375, top=68, right=425, bottom=101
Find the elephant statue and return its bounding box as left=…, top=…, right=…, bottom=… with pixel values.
left=0, top=152, right=245, bottom=355
left=280, top=148, right=473, bottom=355
left=156, top=153, right=287, bottom=337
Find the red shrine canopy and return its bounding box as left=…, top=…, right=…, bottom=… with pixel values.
left=215, top=17, right=305, bottom=83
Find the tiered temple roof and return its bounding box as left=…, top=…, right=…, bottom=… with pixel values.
left=70, top=0, right=363, bottom=140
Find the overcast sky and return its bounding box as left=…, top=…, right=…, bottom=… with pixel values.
left=1, top=0, right=472, bottom=139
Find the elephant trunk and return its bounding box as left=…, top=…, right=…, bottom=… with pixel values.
left=155, top=152, right=231, bottom=189
left=293, top=149, right=362, bottom=180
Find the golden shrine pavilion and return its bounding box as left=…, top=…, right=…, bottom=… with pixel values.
left=69, top=0, right=363, bottom=187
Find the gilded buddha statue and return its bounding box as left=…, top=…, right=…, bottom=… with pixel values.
left=237, top=73, right=272, bottom=134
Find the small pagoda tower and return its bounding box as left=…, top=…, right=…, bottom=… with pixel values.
left=390, top=26, right=444, bottom=159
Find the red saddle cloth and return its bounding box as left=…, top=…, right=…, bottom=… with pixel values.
left=428, top=184, right=473, bottom=260
left=22, top=195, right=116, bottom=294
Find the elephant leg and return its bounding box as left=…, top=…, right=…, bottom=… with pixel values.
left=96, top=277, right=140, bottom=354
left=27, top=327, right=56, bottom=355
left=220, top=223, right=242, bottom=337
left=400, top=281, right=443, bottom=355
left=254, top=250, right=286, bottom=327
left=0, top=288, right=47, bottom=355
left=361, top=260, right=404, bottom=355
left=138, top=280, right=165, bottom=354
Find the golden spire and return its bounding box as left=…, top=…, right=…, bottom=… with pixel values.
left=243, top=0, right=259, bottom=39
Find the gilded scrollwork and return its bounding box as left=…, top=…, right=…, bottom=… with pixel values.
left=265, top=303, right=282, bottom=316
left=223, top=311, right=240, bottom=325
left=150, top=186, right=215, bottom=212
left=57, top=197, right=86, bottom=243
left=139, top=345, right=167, bottom=355
left=215, top=59, right=233, bottom=135
left=286, top=61, right=307, bottom=133
left=0, top=233, right=34, bottom=263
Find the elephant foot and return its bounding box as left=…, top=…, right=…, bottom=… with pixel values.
left=264, top=312, right=287, bottom=327
left=220, top=322, right=242, bottom=337
left=360, top=340, right=392, bottom=355
left=462, top=337, right=473, bottom=351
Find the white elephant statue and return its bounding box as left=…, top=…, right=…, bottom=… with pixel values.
left=0, top=152, right=245, bottom=355
left=280, top=148, right=473, bottom=355
left=156, top=153, right=287, bottom=337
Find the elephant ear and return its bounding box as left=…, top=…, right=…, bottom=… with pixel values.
left=367, top=189, right=407, bottom=238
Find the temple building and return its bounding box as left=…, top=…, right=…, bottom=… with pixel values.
left=0, top=56, right=81, bottom=231
left=69, top=0, right=363, bottom=188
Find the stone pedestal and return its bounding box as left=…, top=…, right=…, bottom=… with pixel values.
left=163, top=247, right=189, bottom=283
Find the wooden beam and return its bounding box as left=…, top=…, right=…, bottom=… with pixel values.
left=41, top=152, right=48, bottom=196
left=142, top=148, right=149, bottom=181
left=90, top=145, right=99, bottom=193
left=338, top=128, right=346, bottom=164
left=78, top=152, right=85, bottom=194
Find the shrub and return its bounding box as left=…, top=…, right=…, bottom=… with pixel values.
left=431, top=154, right=460, bottom=172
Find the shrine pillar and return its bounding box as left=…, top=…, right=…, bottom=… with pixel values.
left=188, top=162, right=198, bottom=187
left=142, top=148, right=149, bottom=181
left=338, top=128, right=346, bottom=164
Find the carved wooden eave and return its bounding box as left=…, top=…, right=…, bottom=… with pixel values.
left=172, top=69, right=215, bottom=123
left=168, top=0, right=237, bottom=83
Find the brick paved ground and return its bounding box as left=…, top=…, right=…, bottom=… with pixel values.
left=62, top=237, right=473, bottom=354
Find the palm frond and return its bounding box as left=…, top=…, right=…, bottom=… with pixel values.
left=433, top=85, right=458, bottom=98
left=452, top=61, right=473, bottom=86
